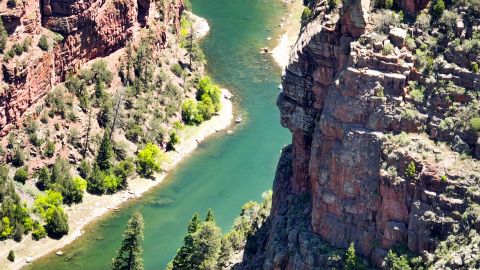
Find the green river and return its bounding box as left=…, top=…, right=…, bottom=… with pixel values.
left=27, top=0, right=290, bottom=268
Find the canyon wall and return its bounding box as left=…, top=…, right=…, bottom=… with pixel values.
left=0, top=0, right=183, bottom=135
left=236, top=0, right=480, bottom=269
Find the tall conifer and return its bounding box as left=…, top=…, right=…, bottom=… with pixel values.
left=112, top=212, right=144, bottom=270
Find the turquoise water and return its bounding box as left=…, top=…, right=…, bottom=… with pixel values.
left=27, top=0, right=290, bottom=269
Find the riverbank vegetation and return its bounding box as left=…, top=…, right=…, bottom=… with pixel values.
left=0, top=4, right=214, bottom=253
left=168, top=190, right=273, bottom=270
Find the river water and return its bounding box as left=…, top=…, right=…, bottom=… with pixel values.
left=27, top=0, right=290, bottom=268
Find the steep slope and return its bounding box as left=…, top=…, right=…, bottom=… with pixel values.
left=0, top=0, right=182, bottom=134
left=236, top=0, right=480, bottom=269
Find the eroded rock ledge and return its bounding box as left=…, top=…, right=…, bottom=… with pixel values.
left=236, top=0, right=480, bottom=268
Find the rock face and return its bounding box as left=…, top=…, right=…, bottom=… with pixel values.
left=0, top=0, right=183, bottom=134
left=236, top=0, right=480, bottom=269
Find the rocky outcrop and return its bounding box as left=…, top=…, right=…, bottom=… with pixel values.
left=0, top=0, right=183, bottom=134
left=236, top=0, right=480, bottom=269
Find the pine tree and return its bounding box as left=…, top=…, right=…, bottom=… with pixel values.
left=189, top=221, right=222, bottom=269
left=205, top=209, right=214, bottom=222
left=96, top=129, right=113, bottom=171
left=172, top=213, right=200, bottom=270
left=112, top=212, right=144, bottom=270
left=345, top=242, right=357, bottom=270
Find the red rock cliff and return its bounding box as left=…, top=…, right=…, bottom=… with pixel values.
left=236, top=0, right=480, bottom=269
left=0, top=0, right=183, bottom=134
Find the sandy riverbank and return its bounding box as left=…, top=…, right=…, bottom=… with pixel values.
left=1, top=16, right=234, bottom=269
left=2, top=89, right=232, bottom=270
left=271, top=0, right=303, bottom=68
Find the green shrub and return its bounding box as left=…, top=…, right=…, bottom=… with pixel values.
left=44, top=140, right=56, bottom=157
left=182, top=99, right=200, bottom=125
left=472, top=62, right=479, bottom=73
left=328, top=0, right=340, bottom=9
left=136, top=142, right=165, bottom=177
left=167, top=131, right=180, bottom=151
left=382, top=43, right=394, bottom=55
left=470, top=117, right=480, bottom=133
left=405, top=161, right=416, bottom=180
left=7, top=250, right=14, bottom=262
left=12, top=148, right=25, bottom=167
left=38, top=35, right=49, bottom=51
left=301, top=7, right=312, bottom=24
left=14, top=167, right=28, bottom=184
left=32, top=221, right=47, bottom=240
left=433, top=0, right=445, bottom=16
left=170, top=63, right=184, bottom=77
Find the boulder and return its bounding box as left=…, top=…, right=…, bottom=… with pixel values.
left=389, top=28, right=407, bottom=48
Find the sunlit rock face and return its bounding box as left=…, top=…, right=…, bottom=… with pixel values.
left=0, top=0, right=183, bottom=134
left=236, top=0, right=480, bottom=268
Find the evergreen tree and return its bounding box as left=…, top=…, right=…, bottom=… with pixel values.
left=205, top=209, right=214, bottom=222
left=45, top=207, right=69, bottom=239
left=189, top=221, right=222, bottom=269
left=112, top=212, right=144, bottom=270
left=172, top=213, right=200, bottom=270
left=97, top=129, right=113, bottom=171
left=345, top=242, right=357, bottom=270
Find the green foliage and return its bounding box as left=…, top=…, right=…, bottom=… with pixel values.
left=301, top=7, right=312, bottom=24
left=171, top=213, right=200, bottom=270
left=205, top=209, right=215, bottom=222
left=433, top=0, right=445, bottom=17
left=328, top=0, right=340, bottom=9
left=45, top=207, right=69, bottom=239
left=96, top=129, right=113, bottom=171
left=182, top=99, right=201, bottom=125
left=44, top=140, right=56, bottom=158
left=472, top=62, right=479, bottom=73
left=104, top=173, right=120, bottom=194
left=7, top=250, right=15, bottom=262
left=170, top=63, right=184, bottom=77
left=91, top=60, right=113, bottom=86
left=32, top=221, right=47, bottom=240
left=0, top=18, right=7, bottom=53
left=33, top=190, right=69, bottom=238
left=167, top=131, right=180, bottom=151
left=113, top=158, right=135, bottom=189
left=405, top=161, right=416, bottom=180
left=78, top=160, right=92, bottom=179
left=470, top=117, right=480, bottom=133
left=344, top=242, right=357, bottom=270
left=33, top=190, right=63, bottom=220
left=87, top=164, right=107, bottom=194
left=382, top=43, right=394, bottom=55
left=136, top=143, right=165, bottom=177
left=197, top=76, right=221, bottom=112
left=408, top=81, right=425, bottom=103
left=383, top=249, right=425, bottom=270
left=13, top=167, right=28, bottom=184
left=38, top=35, right=49, bottom=51
left=112, top=212, right=144, bottom=270
left=12, top=147, right=25, bottom=167
left=46, top=158, right=86, bottom=204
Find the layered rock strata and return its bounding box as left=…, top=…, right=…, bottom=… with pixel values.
left=0, top=0, right=183, bottom=134
left=236, top=0, right=480, bottom=268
